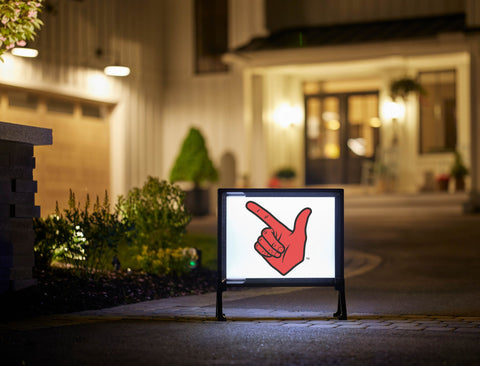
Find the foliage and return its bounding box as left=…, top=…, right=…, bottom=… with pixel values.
left=34, top=190, right=131, bottom=276
left=0, top=0, right=44, bottom=61
left=119, top=177, right=192, bottom=254
left=33, top=208, right=70, bottom=271
left=169, top=127, right=218, bottom=186
left=135, top=246, right=198, bottom=276
left=390, top=77, right=425, bottom=101
left=274, top=167, right=296, bottom=179
left=450, top=151, right=469, bottom=179
left=34, top=178, right=193, bottom=277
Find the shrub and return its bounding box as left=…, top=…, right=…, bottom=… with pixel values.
left=135, top=246, right=198, bottom=276
left=33, top=207, right=70, bottom=271
left=34, top=178, right=192, bottom=277
left=119, top=177, right=191, bottom=252
left=169, top=127, right=218, bottom=187
left=34, top=190, right=131, bottom=276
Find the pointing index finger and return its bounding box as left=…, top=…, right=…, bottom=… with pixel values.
left=246, top=201, right=287, bottom=235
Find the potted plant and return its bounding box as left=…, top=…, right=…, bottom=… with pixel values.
left=390, top=77, right=425, bottom=101
left=450, top=151, right=469, bottom=192
left=435, top=173, right=450, bottom=192
left=268, top=167, right=296, bottom=188
left=170, top=127, right=218, bottom=216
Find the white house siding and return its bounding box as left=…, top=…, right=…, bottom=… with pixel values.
left=0, top=0, right=164, bottom=202
left=229, top=0, right=268, bottom=49
left=161, top=0, right=245, bottom=192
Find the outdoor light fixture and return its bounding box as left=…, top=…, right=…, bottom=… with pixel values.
left=95, top=48, right=130, bottom=77
left=187, top=248, right=201, bottom=270
left=11, top=47, right=39, bottom=58
left=104, top=65, right=130, bottom=77
left=273, top=103, right=303, bottom=128
left=382, top=101, right=405, bottom=120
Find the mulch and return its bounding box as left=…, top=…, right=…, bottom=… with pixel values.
left=0, top=267, right=217, bottom=320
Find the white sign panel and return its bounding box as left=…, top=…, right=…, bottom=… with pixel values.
left=225, top=195, right=336, bottom=280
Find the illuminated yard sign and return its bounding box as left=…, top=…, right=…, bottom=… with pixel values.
left=216, top=188, right=347, bottom=320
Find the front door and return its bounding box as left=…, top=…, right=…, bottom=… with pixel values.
left=305, top=91, right=379, bottom=185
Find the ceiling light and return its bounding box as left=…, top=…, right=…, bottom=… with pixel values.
left=11, top=47, right=39, bottom=58
left=104, top=65, right=130, bottom=77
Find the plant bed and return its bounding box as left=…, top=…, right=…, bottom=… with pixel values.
left=0, top=266, right=216, bottom=321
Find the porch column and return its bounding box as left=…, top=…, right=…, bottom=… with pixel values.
left=249, top=73, right=268, bottom=187
left=466, top=41, right=480, bottom=212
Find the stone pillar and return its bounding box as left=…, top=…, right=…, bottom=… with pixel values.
left=0, top=121, right=52, bottom=293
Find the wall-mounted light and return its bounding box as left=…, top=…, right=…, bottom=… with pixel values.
left=95, top=47, right=130, bottom=77
left=273, top=103, right=303, bottom=128
left=11, top=47, right=39, bottom=58
left=382, top=100, right=405, bottom=146
left=382, top=101, right=405, bottom=120
left=104, top=65, right=130, bottom=77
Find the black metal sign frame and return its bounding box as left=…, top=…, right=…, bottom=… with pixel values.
left=216, top=188, right=347, bottom=321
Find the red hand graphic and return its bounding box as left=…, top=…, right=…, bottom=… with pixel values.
left=246, top=201, right=311, bottom=276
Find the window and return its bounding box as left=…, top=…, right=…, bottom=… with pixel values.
left=8, top=90, right=38, bottom=110
left=194, top=0, right=229, bottom=74
left=81, top=103, right=106, bottom=119
left=419, top=70, right=456, bottom=153
left=47, top=98, right=75, bottom=115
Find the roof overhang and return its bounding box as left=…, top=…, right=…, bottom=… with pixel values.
left=223, top=13, right=479, bottom=72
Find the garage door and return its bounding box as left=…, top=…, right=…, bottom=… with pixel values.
left=0, top=87, right=112, bottom=217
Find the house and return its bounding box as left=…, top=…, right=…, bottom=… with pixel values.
left=1, top=0, right=479, bottom=215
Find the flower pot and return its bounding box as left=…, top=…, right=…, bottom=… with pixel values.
left=436, top=179, right=449, bottom=192
left=454, top=177, right=466, bottom=192
left=185, top=186, right=210, bottom=216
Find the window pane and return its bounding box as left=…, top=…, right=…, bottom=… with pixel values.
left=47, top=99, right=74, bottom=115
left=419, top=70, right=456, bottom=153
left=347, top=94, right=379, bottom=158
left=81, top=103, right=104, bottom=118
left=8, top=90, right=38, bottom=110
left=306, top=97, right=340, bottom=159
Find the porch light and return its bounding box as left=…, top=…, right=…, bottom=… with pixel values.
left=104, top=65, right=130, bottom=77
left=11, top=47, right=38, bottom=58
left=273, top=103, right=303, bottom=128
left=382, top=101, right=405, bottom=120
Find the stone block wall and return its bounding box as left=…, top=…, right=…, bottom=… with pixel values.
left=0, top=121, right=52, bottom=293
